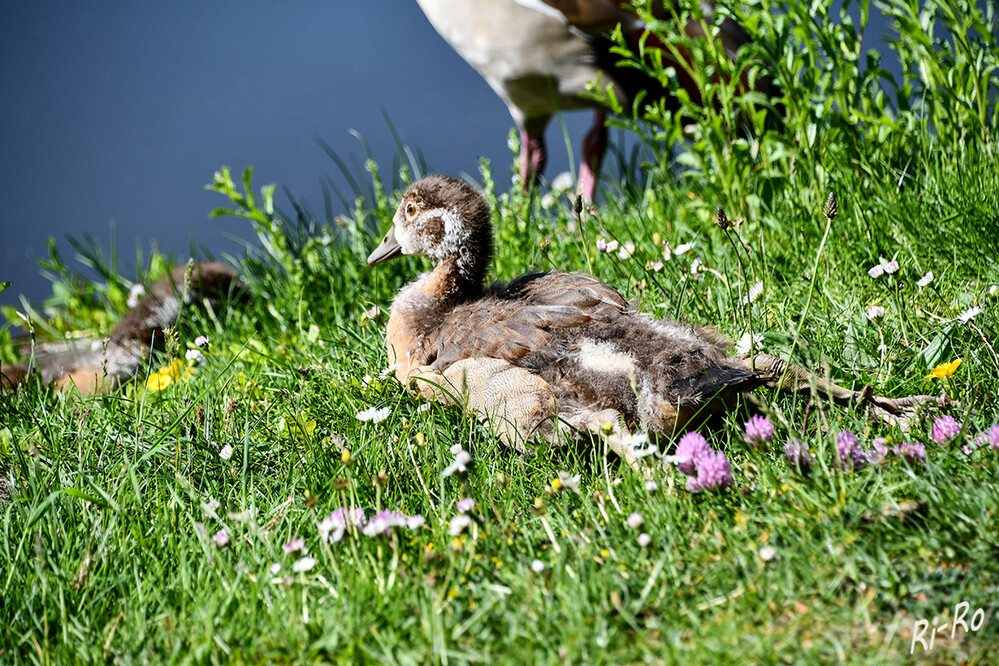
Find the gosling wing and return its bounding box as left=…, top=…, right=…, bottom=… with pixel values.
left=431, top=272, right=628, bottom=370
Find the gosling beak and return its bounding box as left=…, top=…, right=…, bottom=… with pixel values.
left=367, top=226, right=404, bottom=266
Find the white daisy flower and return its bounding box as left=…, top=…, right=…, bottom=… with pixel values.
left=958, top=305, right=983, bottom=324
left=356, top=406, right=391, bottom=423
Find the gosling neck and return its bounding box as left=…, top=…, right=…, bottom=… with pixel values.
left=420, top=248, right=489, bottom=303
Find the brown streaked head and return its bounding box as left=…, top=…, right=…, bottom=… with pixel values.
left=367, top=175, right=493, bottom=270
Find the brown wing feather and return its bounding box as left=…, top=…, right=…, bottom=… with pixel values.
left=431, top=272, right=627, bottom=370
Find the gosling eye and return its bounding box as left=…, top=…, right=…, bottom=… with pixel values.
left=405, top=201, right=418, bottom=218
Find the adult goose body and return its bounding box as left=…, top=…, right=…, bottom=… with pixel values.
left=414, top=0, right=780, bottom=199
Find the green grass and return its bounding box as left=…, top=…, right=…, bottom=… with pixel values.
left=2, top=0, right=999, bottom=662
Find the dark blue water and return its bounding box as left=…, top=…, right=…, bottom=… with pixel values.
left=1, top=1, right=898, bottom=309
left=0, top=1, right=593, bottom=308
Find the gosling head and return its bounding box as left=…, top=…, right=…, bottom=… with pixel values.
left=367, top=175, right=493, bottom=277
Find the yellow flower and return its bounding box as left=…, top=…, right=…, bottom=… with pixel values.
left=144, top=357, right=197, bottom=391
left=145, top=371, right=173, bottom=391
left=925, top=358, right=961, bottom=379
left=551, top=477, right=563, bottom=491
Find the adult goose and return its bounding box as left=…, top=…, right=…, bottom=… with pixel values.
left=368, top=175, right=934, bottom=463
left=414, top=0, right=781, bottom=199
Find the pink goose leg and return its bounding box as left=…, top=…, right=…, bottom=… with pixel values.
left=577, top=109, right=607, bottom=201
left=519, top=129, right=547, bottom=190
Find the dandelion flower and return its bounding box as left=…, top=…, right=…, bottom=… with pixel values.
left=292, top=556, right=316, bottom=573
left=145, top=368, right=174, bottom=391
left=931, top=415, right=961, bottom=445
left=637, top=533, right=652, bottom=548
left=743, top=414, right=775, bottom=447
left=626, top=512, right=644, bottom=529
left=866, top=305, right=885, bottom=320
left=917, top=272, right=934, bottom=288
left=783, top=439, right=813, bottom=474
left=212, top=530, right=230, bottom=547
left=674, top=432, right=710, bottom=475
left=531, top=559, right=545, bottom=573
left=925, top=359, right=961, bottom=379
left=686, top=450, right=733, bottom=492
left=957, top=305, right=983, bottom=324
left=356, top=406, right=391, bottom=423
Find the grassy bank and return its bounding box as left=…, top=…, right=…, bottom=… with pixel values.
left=2, top=0, right=998, bottom=663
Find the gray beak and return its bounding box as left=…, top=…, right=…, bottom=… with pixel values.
left=367, top=226, right=404, bottom=266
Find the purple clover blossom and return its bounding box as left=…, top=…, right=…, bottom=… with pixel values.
left=361, top=510, right=409, bottom=537
left=685, top=450, right=734, bottom=493
left=783, top=440, right=813, bottom=474
left=989, top=425, right=999, bottom=451
left=743, top=414, right=775, bottom=447
left=870, top=437, right=890, bottom=462
left=894, top=442, right=927, bottom=463
left=674, top=432, right=710, bottom=475
left=835, top=430, right=869, bottom=471
left=931, top=416, right=962, bottom=445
